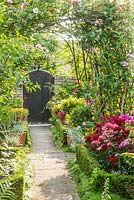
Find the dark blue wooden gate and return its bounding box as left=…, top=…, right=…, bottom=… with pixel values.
left=23, top=70, right=54, bottom=123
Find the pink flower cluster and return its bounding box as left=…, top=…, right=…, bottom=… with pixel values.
left=85, top=115, right=134, bottom=169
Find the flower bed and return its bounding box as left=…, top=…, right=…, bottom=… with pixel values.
left=84, top=115, right=134, bottom=173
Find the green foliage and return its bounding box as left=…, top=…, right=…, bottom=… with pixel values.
left=60, top=96, right=86, bottom=114
left=76, top=145, right=98, bottom=176
left=0, top=180, right=17, bottom=200
left=118, top=153, right=134, bottom=175
left=90, top=167, right=134, bottom=199
left=61, top=0, right=134, bottom=115
left=67, top=159, right=128, bottom=200
left=50, top=119, right=67, bottom=148
left=68, top=104, right=97, bottom=127
left=75, top=144, right=134, bottom=199
left=0, top=147, right=28, bottom=200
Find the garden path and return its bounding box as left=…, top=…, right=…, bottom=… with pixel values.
left=27, top=125, right=80, bottom=200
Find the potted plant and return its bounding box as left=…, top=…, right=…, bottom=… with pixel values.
left=66, top=126, right=85, bottom=148
left=10, top=122, right=28, bottom=147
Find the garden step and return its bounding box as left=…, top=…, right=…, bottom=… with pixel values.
left=28, top=126, right=80, bottom=200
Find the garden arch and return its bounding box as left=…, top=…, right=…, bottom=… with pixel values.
left=23, top=70, right=54, bottom=123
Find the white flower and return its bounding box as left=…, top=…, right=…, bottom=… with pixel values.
left=38, top=23, right=44, bottom=28
left=33, top=8, right=39, bottom=14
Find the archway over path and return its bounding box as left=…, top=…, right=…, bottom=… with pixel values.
left=23, top=70, right=54, bottom=123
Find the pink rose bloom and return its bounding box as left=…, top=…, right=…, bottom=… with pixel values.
left=82, top=122, right=86, bottom=126
left=7, top=0, right=13, bottom=3
left=33, top=8, right=39, bottom=14
left=74, top=80, right=79, bottom=84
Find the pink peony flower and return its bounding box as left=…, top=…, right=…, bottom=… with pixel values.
left=33, top=8, right=39, bottom=14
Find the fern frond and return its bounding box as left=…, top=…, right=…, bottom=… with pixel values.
left=0, top=180, right=17, bottom=200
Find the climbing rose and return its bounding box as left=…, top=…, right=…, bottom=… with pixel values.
left=71, top=0, right=81, bottom=3
left=33, top=8, right=39, bottom=14
left=7, top=0, right=13, bottom=3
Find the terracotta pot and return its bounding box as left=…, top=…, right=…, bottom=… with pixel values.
left=16, top=133, right=26, bottom=147
left=67, top=134, right=72, bottom=146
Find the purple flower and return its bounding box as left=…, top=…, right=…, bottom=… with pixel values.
left=121, top=115, right=133, bottom=121
left=119, top=138, right=130, bottom=148
left=87, top=99, right=94, bottom=106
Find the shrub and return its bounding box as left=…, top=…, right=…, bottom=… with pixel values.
left=76, top=145, right=98, bottom=176
left=91, top=167, right=134, bottom=199
left=85, top=115, right=134, bottom=172
left=50, top=119, right=67, bottom=147
left=75, top=144, right=134, bottom=199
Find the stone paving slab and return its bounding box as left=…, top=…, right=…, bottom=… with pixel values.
left=28, top=126, right=80, bottom=200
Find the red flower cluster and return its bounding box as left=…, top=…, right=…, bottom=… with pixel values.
left=56, top=111, right=66, bottom=124
left=108, top=156, right=118, bottom=166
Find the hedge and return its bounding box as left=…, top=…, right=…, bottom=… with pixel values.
left=75, top=144, right=134, bottom=199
